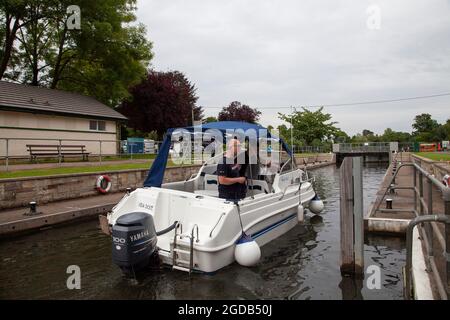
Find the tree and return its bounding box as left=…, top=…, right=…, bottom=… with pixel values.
left=0, top=0, right=153, bottom=107
left=118, top=70, right=202, bottom=138
left=412, top=113, right=439, bottom=135
left=0, top=0, right=31, bottom=80
left=362, top=129, right=374, bottom=137
left=203, top=116, right=217, bottom=123
left=380, top=128, right=412, bottom=142
left=441, top=119, right=450, bottom=140
left=333, top=129, right=350, bottom=143
left=193, top=106, right=204, bottom=123
left=278, top=107, right=339, bottom=145
left=218, top=101, right=261, bottom=123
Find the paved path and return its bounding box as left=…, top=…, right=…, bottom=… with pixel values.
left=0, top=192, right=124, bottom=236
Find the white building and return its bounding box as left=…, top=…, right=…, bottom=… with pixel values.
left=0, top=81, right=127, bottom=158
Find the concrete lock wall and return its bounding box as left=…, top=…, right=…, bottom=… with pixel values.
left=295, top=153, right=334, bottom=165
left=0, top=165, right=201, bottom=210
left=0, top=110, right=118, bottom=157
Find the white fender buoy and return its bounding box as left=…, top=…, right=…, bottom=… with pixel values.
left=297, top=204, right=304, bottom=222
left=234, top=234, right=261, bottom=267
left=443, top=174, right=450, bottom=187
left=309, top=194, right=324, bottom=214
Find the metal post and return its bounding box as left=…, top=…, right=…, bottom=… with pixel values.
left=5, top=138, right=9, bottom=172
left=290, top=106, right=294, bottom=155
left=413, top=166, right=417, bottom=213
left=58, top=139, right=62, bottom=164
left=426, top=179, right=434, bottom=257
left=445, top=200, right=450, bottom=296
left=99, top=141, right=102, bottom=164
left=405, top=215, right=450, bottom=300
left=419, top=172, right=424, bottom=215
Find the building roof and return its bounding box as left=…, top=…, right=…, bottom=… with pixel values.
left=0, top=81, right=127, bottom=120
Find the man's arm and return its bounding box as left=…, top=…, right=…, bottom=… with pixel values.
left=218, top=176, right=246, bottom=185
left=217, top=162, right=246, bottom=185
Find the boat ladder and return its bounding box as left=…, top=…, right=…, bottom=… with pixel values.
left=172, top=223, right=199, bottom=274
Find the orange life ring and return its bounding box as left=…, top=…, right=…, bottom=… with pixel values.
left=96, top=175, right=112, bottom=194
left=443, top=174, right=450, bottom=188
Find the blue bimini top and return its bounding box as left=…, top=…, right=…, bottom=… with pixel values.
left=143, top=121, right=292, bottom=187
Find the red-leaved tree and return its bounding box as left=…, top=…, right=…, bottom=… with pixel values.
left=118, top=70, right=203, bottom=138
left=218, top=101, right=261, bottom=123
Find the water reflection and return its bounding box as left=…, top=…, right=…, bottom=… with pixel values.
left=0, top=164, right=405, bottom=300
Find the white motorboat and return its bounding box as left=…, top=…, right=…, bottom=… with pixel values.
left=102, top=121, right=324, bottom=274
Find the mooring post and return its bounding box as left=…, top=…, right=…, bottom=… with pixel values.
left=340, top=156, right=364, bottom=276
left=353, top=157, right=364, bottom=274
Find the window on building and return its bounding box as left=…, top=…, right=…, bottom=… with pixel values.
left=89, top=120, right=97, bottom=130
left=89, top=120, right=106, bottom=131
left=98, top=121, right=106, bottom=131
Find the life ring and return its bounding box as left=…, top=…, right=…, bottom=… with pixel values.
left=96, top=175, right=112, bottom=194
left=443, top=174, right=450, bottom=188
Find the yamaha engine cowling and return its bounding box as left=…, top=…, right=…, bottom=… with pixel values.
left=112, top=212, right=158, bottom=272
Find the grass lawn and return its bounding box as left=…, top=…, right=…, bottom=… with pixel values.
left=0, top=158, right=199, bottom=179
left=414, top=152, right=450, bottom=162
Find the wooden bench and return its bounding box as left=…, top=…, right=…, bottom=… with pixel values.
left=26, top=144, right=90, bottom=162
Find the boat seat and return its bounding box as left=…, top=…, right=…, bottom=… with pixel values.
left=204, top=174, right=219, bottom=190
left=194, top=189, right=219, bottom=197
left=247, top=179, right=271, bottom=194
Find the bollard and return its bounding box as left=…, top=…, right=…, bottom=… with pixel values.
left=386, top=198, right=393, bottom=210
left=30, top=201, right=37, bottom=214
left=24, top=201, right=41, bottom=216
left=126, top=187, right=131, bottom=194
left=389, top=183, right=396, bottom=195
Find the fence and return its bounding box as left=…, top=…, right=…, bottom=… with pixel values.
left=0, top=137, right=163, bottom=171
left=334, top=142, right=392, bottom=153
left=292, top=145, right=331, bottom=154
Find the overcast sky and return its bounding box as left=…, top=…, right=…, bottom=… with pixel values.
left=136, top=0, right=450, bottom=135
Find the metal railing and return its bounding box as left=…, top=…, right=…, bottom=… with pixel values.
left=293, top=145, right=331, bottom=154
left=0, top=137, right=163, bottom=171
left=405, top=215, right=450, bottom=299
left=335, top=142, right=392, bottom=153
left=374, top=158, right=450, bottom=299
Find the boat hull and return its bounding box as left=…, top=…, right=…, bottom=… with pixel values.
left=107, top=169, right=316, bottom=273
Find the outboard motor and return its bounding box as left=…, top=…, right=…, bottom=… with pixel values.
left=112, top=212, right=158, bottom=273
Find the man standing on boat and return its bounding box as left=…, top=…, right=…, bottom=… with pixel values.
left=217, top=139, right=247, bottom=201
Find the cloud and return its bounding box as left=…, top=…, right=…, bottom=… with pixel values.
left=137, top=0, right=450, bottom=135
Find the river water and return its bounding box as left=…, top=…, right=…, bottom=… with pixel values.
left=0, top=164, right=406, bottom=300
